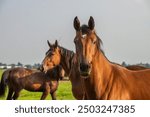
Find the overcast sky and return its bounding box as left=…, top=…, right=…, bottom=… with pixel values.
left=0, top=0, right=150, bottom=65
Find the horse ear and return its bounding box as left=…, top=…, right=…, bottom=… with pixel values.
left=47, top=40, right=52, bottom=48
left=88, top=16, right=95, bottom=30
left=74, top=16, right=80, bottom=31
left=54, top=40, right=58, bottom=48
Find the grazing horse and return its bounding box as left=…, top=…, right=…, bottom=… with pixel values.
left=73, top=16, right=150, bottom=100
left=0, top=66, right=64, bottom=100
left=41, top=40, right=86, bottom=100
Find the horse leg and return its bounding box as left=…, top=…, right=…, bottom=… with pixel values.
left=40, top=83, right=50, bottom=100
left=40, top=90, right=49, bottom=100
left=83, top=94, right=87, bottom=100
left=12, top=90, right=21, bottom=100
left=6, top=88, right=14, bottom=100
left=40, top=92, right=48, bottom=100
left=51, top=91, right=56, bottom=100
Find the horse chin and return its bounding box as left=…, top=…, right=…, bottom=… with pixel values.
left=80, top=71, right=90, bottom=79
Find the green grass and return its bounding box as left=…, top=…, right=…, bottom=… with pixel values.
left=0, top=69, right=75, bottom=100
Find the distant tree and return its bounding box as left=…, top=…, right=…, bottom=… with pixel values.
left=138, top=62, right=143, bottom=66
left=24, top=64, right=32, bottom=69
left=32, top=63, right=41, bottom=69
left=145, top=63, right=150, bottom=68
left=122, top=61, right=127, bottom=67
left=17, top=62, right=23, bottom=67
left=10, top=64, right=15, bottom=68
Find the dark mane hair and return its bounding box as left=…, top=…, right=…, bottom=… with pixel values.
left=59, top=46, right=74, bottom=72
left=80, top=24, right=104, bottom=54
left=60, top=46, right=74, bottom=58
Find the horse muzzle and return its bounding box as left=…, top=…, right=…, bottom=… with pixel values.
left=79, top=63, right=91, bottom=77
left=39, top=65, right=48, bottom=74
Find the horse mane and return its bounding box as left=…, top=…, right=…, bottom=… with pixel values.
left=59, top=46, right=74, bottom=73
left=80, top=25, right=105, bottom=55
left=60, top=46, right=74, bottom=58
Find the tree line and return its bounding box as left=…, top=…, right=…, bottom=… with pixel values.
left=0, top=61, right=150, bottom=70
left=0, top=62, right=40, bottom=69
left=122, top=62, right=150, bottom=68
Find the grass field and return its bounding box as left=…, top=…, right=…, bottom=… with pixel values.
left=0, top=69, right=75, bottom=100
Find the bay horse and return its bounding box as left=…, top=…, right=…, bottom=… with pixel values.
left=0, top=66, right=64, bottom=100
left=41, top=40, right=86, bottom=100
left=73, top=16, right=150, bottom=100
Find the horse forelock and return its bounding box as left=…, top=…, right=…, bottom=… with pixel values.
left=80, top=24, right=104, bottom=55
left=80, top=25, right=91, bottom=35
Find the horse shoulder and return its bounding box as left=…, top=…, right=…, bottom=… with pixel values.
left=108, top=65, right=132, bottom=99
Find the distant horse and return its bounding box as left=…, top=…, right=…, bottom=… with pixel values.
left=73, top=16, right=150, bottom=100
left=41, top=40, right=86, bottom=100
left=0, top=66, right=64, bottom=100
left=125, top=65, right=148, bottom=70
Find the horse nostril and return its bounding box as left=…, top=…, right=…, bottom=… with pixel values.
left=80, top=63, right=90, bottom=72
left=80, top=63, right=84, bottom=71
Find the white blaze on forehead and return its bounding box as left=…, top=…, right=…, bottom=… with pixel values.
left=82, top=34, right=87, bottom=38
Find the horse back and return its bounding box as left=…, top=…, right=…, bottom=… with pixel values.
left=110, top=65, right=150, bottom=99
left=8, top=67, right=34, bottom=79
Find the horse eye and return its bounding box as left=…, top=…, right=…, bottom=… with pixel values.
left=92, top=41, right=96, bottom=44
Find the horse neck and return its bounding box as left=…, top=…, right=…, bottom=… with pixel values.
left=90, top=50, right=114, bottom=99
left=60, top=48, right=74, bottom=76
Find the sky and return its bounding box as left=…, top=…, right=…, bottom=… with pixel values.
left=0, top=0, right=150, bottom=65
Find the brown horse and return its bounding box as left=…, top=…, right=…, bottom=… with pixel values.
left=0, top=66, right=64, bottom=100
left=41, top=40, right=86, bottom=100
left=73, top=16, right=150, bottom=100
